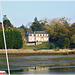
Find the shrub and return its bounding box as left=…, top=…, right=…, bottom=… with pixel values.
left=58, top=38, right=70, bottom=49
left=0, top=30, right=23, bottom=49
left=49, top=42, right=55, bottom=49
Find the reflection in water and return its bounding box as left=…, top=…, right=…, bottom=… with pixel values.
left=12, top=65, right=75, bottom=74
left=1, top=55, right=75, bottom=74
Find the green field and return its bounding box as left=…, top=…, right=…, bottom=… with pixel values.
left=26, top=42, right=49, bottom=50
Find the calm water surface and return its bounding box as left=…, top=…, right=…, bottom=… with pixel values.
left=0, top=55, right=75, bottom=74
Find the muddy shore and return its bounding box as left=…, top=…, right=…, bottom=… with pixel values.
left=0, top=49, right=75, bottom=56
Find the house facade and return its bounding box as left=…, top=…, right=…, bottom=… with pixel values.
left=27, top=31, right=49, bottom=42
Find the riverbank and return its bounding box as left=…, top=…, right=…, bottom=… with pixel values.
left=0, top=49, right=75, bottom=56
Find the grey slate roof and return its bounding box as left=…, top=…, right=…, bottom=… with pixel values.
left=28, top=31, right=47, bottom=34
left=34, top=31, right=47, bottom=34
left=28, top=31, right=34, bottom=34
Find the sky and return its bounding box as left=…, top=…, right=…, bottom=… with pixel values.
left=0, top=1, right=75, bottom=27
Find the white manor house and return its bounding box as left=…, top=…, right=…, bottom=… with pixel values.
left=26, top=31, right=49, bottom=42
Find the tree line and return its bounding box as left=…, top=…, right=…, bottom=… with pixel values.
left=0, top=17, right=75, bottom=49
left=19, top=17, right=75, bottom=49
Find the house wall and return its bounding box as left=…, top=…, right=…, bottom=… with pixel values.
left=28, top=34, right=49, bottom=42
left=35, top=34, right=49, bottom=42
left=28, top=35, right=35, bottom=42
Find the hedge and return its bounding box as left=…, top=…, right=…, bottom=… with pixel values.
left=0, top=30, right=23, bottom=49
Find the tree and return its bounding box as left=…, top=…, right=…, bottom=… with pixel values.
left=30, top=17, right=50, bottom=32
left=49, top=17, right=71, bottom=42
left=70, top=34, right=75, bottom=48
left=70, top=23, right=75, bottom=35
left=50, top=17, right=70, bottom=28
left=31, top=17, right=45, bottom=31
left=0, top=30, right=23, bottom=49
left=49, top=42, right=55, bottom=49
left=58, top=38, right=70, bottom=49
left=3, top=20, right=14, bottom=30
left=50, top=24, right=70, bottom=42
left=18, top=25, right=29, bottom=37
left=71, top=35, right=75, bottom=44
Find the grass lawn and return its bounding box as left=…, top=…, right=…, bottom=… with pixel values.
left=26, top=42, right=49, bottom=50
left=53, top=57, right=75, bottom=60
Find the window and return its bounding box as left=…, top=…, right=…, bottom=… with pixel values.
left=36, top=34, right=38, bottom=36
left=41, top=38, right=43, bottom=41
left=44, top=34, right=46, bottom=36
left=39, top=34, right=40, bottom=36
left=42, top=34, right=43, bottom=36
left=47, top=34, right=49, bottom=36
left=39, top=38, right=40, bottom=40
left=36, top=38, right=38, bottom=40
left=47, top=38, right=49, bottom=40
left=44, top=38, right=46, bottom=40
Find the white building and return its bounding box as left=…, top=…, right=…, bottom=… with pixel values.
left=27, top=31, right=49, bottom=42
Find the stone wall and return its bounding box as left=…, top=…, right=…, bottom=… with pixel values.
left=26, top=43, right=35, bottom=46
left=26, top=42, right=42, bottom=46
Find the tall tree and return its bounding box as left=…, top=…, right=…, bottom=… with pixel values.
left=70, top=23, right=75, bottom=35
left=31, top=17, right=44, bottom=31
left=3, top=20, right=14, bottom=30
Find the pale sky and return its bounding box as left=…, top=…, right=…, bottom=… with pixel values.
left=0, top=1, right=75, bottom=27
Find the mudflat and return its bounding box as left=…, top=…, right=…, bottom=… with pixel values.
left=0, top=49, right=75, bottom=54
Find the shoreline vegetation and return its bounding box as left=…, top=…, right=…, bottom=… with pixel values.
left=0, top=49, right=75, bottom=56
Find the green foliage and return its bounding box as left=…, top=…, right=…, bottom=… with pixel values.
left=0, top=31, right=4, bottom=49
left=31, top=17, right=47, bottom=32
left=50, top=24, right=70, bottom=42
left=3, top=20, right=14, bottom=30
left=49, top=17, right=75, bottom=49
left=49, top=42, right=55, bottom=49
left=58, top=38, right=70, bottom=49
left=71, top=35, right=75, bottom=44
left=70, top=34, right=75, bottom=48
left=18, top=25, right=29, bottom=36
left=70, top=23, right=75, bottom=35
left=0, top=30, right=23, bottom=49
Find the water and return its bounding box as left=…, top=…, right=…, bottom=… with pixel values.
left=12, top=66, right=75, bottom=74
left=1, top=55, right=75, bottom=74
